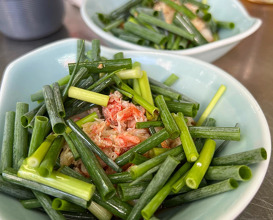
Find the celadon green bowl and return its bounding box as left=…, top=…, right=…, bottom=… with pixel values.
left=0, top=39, right=271, bottom=220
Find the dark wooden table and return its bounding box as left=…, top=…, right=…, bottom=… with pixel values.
left=0, top=1, right=272, bottom=219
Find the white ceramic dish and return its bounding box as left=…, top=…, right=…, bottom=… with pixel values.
left=0, top=38, right=270, bottom=220
left=80, top=0, right=262, bottom=62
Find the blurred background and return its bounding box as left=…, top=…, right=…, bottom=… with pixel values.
left=0, top=0, right=272, bottom=219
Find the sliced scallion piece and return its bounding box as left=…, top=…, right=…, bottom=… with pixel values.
left=212, top=147, right=267, bottom=166
left=185, top=139, right=216, bottom=189
left=28, top=116, right=49, bottom=156
left=196, top=84, right=226, bottom=126
left=43, top=85, right=66, bottom=134
left=68, top=86, right=109, bottom=107
left=173, top=112, right=199, bottom=162
left=0, top=111, right=15, bottom=173
left=205, top=165, right=252, bottom=181
left=155, top=95, right=180, bottom=139
left=38, top=136, right=64, bottom=177
left=27, top=134, right=57, bottom=168
left=3, top=168, right=91, bottom=208
left=13, top=102, right=29, bottom=170
left=164, top=178, right=238, bottom=207
left=52, top=82, right=66, bottom=118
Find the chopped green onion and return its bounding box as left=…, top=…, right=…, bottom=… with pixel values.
left=63, top=132, right=80, bottom=161
left=188, top=126, right=240, bottom=141
left=137, top=13, right=195, bottom=41
left=3, top=168, right=89, bottom=208
left=212, top=147, right=267, bottom=166
left=20, top=199, right=42, bottom=209
left=196, top=85, right=226, bottom=126
left=0, top=175, right=34, bottom=200
left=216, top=21, right=235, bottom=29
left=164, top=178, right=238, bottom=207
left=68, top=58, right=132, bottom=75
left=173, top=112, right=199, bottom=162
left=151, top=85, right=181, bottom=100
left=138, top=70, right=154, bottom=105
left=17, top=163, right=96, bottom=202
left=52, top=82, right=66, bottom=117
left=68, top=86, right=109, bottom=107
left=52, top=198, right=86, bottom=212
left=91, top=39, right=101, bottom=61
left=65, top=112, right=98, bottom=133
left=103, top=18, right=124, bottom=32
left=13, top=102, right=29, bottom=170
left=38, top=136, right=64, bottom=177
left=27, top=134, right=57, bottom=168
left=129, top=153, right=149, bottom=165
left=155, top=95, right=180, bottom=139
left=43, top=85, right=66, bottom=134
left=116, top=63, right=143, bottom=79
left=149, top=148, right=169, bottom=157
left=113, top=52, right=124, bottom=59
left=136, top=121, right=164, bottom=129
left=166, top=101, right=198, bottom=117
left=124, top=21, right=167, bottom=45
left=21, top=105, right=41, bottom=128
left=163, top=73, right=179, bottom=86
left=205, top=165, right=252, bottom=181
left=87, top=202, right=113, bottom=220
left=28, top=116, right=49, bottom=156
left=161, top=0, right=196, bottom=19
left=1, top=111, right=15, bottom=173
left=117, top=182, right=149, bottom=201
left=185, top=139, right=216, bottom=189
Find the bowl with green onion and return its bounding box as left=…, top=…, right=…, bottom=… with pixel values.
left=0, top=38, right=270, bottom=220
left=81, top=0, right=261, bottom=62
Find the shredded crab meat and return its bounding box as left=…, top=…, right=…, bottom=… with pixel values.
left=154, top=1, right=213, bottom=42
left=60, top=144, right=74, bottom=166
left=102, top=91, right=147, bottom=132
left=153, top=1, right=178, bottom=24
left=83, top=91, right=150, bottom=156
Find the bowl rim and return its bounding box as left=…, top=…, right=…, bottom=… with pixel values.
left=0, top=38, right=271, bottom=220
left=80, top=0, right=262, bottom=55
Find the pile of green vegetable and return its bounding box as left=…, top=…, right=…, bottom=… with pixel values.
left=95, top=0, right=235, bottom=50
left=0, top=39, right=267, bottom=220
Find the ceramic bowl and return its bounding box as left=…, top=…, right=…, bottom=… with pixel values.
left=80, top=0, right=262, bottom=62
left=0, top=38, right=270, bottom=220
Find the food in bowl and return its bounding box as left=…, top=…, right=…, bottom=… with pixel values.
left=0, top=39, right=269, bottom=220
left=81, top=0, right=262, bottom=62
left=94, top=0, right=235, bottom=50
